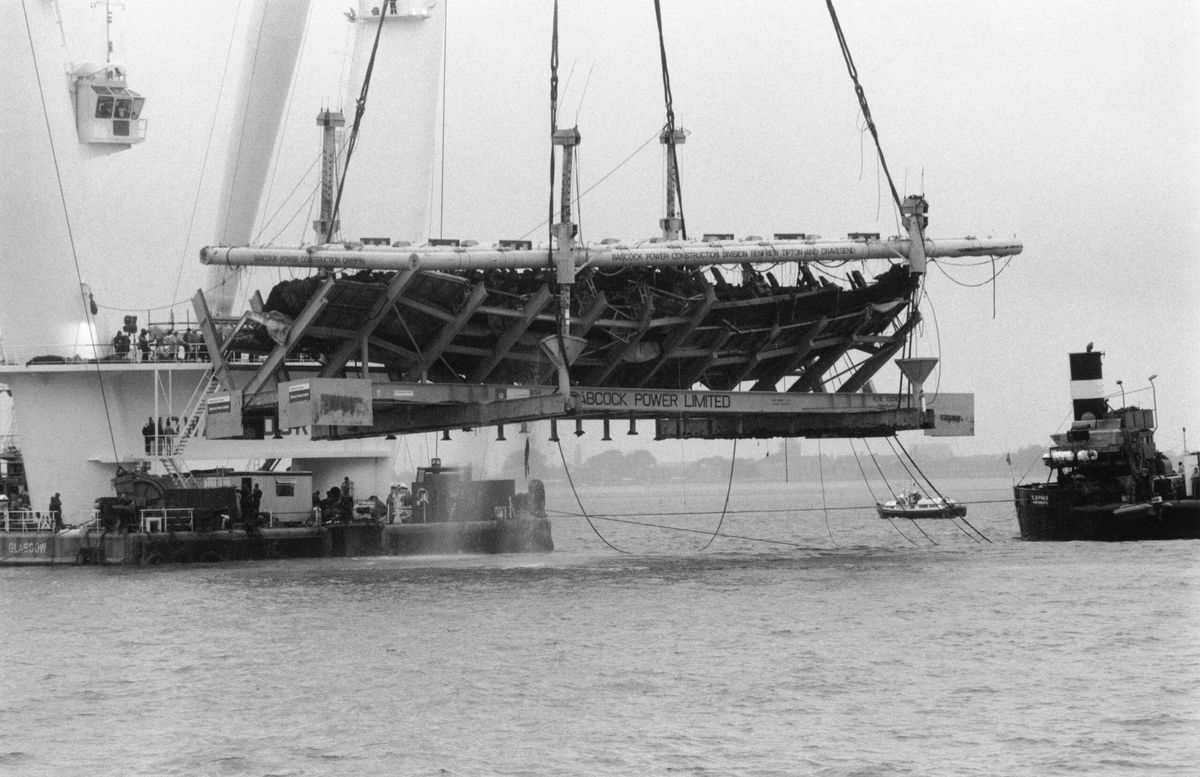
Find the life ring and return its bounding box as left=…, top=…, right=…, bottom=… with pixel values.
left=141, top=552, right=165, bottom=566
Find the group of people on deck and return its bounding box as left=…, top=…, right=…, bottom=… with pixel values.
left=142, top=416, right=181, bottom=455
left=310, top=476, right=388, bottom=525
left=111, top=327, right=207, bottom=362
left=1, top=492, right=63, bottom=531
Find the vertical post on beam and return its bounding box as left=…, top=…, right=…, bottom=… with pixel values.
left=900, top=195, right=929, bottom=274
left=314, top=110, right=345, bottom=243
left=659, top=127, right=687, bottom=240
left=552, top=126, right=581, bottom=406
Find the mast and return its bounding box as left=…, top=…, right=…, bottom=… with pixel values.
left=659, top=128, right=686, bottom=241
left=313, top=110, right=346, bottom=242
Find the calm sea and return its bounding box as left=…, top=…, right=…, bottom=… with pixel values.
left=2, top=477, right=1197, bottom=776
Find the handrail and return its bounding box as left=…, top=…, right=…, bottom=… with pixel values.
left=138, top=507, right=195, bottom=532
left=172, top=368, right=218, bottom=455
left=1, top=510, right=54, bottom=532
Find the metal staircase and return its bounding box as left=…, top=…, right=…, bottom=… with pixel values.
left=173, top=369, right=222, bottom=456
left=158, top=369, right=222, bottom=488
left=160, top=456, right=198, bottom=489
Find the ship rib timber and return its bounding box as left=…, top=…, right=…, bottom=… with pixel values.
left=321, top=269, right=416, bottom=378
left=838, top=314, right=919, bottom=393
left=242, top=276, right=337, bottom=404
left=468, top=284, right=552, bottom=383
left=403, top=282, right=488, bottom=381
left=225, top=261, right=919, bottom=427
left=633, top=277, right=716, bottom=388
left=584, top=295, right=656, bottom=386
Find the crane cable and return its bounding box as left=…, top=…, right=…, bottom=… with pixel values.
left=325, top=2, right=390, bottom=245
left=826, top=0, right=902, bottom=213
left=890, top=435, right=991, bottom=542
left=555, top=436, right=739, bottom=553
left=556, top=438, right=630, bottom=554
left=817, top=439, right=839, bottom=547
left=19, top=0, right=121, bottom=477
left=695, top=438, right=736, bottom=552
left=849, top=439, right=920, bottom=546
left=652, top=0, right=686, bottom=239
left=862, top=437, right=938, bottom=545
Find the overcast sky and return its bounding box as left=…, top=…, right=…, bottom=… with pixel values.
left=4, top=0, right=1198, bottom=468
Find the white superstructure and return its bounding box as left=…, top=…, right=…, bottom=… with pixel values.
left=0, top=1, right=443, bottom=522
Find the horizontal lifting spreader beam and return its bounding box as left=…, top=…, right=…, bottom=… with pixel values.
left=200, top=235, right=1022, bottom=276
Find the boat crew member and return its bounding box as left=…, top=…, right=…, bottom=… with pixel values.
left=48, top=492, right=62, bottom=530
left=237, top=488, right=252, bottom=525
left=251, top=485, right=263, bottom=521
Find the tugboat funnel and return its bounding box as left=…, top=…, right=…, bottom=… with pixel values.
left=896, top=357, right=938, bottom=388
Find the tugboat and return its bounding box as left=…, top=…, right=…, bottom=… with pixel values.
left=1014, top=348, right=1200, bottom=541
left=876, top=488, right=966, bottom=519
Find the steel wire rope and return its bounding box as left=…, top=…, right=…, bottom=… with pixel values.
left=893, top=432, right=999, bottom=541
left=929, top=256, right=1013, bottom=287
left=817, top=439, right=839, bottom=547
left=909, top=280, right=943, bottom=405
left=938, top=255, right=1015, bottom=268
left=218, top=9, right=270, bottom=247
left=256, top=0, right=316, bottom=245
left=429, top=0, right=450, bottom=239
left=863, top=437, right=937, bottom=544
left=20, top=0, right=121, bottom=467
left=554, top=438, right=630, bottom=554
left=258, top=170, right=321, bottom=245
left=826, top=0, right=902, bottom=214
left=545, top=1, right=575, bottom=398
left=168, top=0, right=245, bottom=308
left=518, top=129, right=662, bottom=241
left=544, top=509, right=812, bottom=549
left=849, top=439, right=919, bottom=546
left=324, top=4, right=389, bottom=246
left=548, top=0, right=559, bottom=255
left=546, top=496, right=1012, bottom=520
left=887, top=435, right=988, bottom=542
left=652, top=0, right=686, bottom=239
left=694, top=438, right=737, bottom=552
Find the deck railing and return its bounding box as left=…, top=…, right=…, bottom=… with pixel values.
left=137, top=508, right=195, bottom=533
left=1, top=510, right=54, bottom=532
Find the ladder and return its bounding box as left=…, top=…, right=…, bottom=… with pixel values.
left=158, top=368, right=222, bottom=489
left=160, top=456, right=198, bottom=489
left=172, top=369, right=222, bottom=457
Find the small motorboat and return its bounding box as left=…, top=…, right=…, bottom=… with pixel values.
left=876, top=489, right=967, bottom=519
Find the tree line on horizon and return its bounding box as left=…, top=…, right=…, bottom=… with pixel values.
left=498, top=442, right=1047, bottom=485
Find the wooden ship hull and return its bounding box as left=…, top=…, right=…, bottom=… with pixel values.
left=231, top=257, right=917, bottom=401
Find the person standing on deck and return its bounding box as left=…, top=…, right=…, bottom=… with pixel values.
left=250, top=485, right=263, bottom=523
left=48, top=493, right=62, bottom=530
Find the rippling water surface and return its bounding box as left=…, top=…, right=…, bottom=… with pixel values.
left=3, top=478, right=1198, bottom=776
